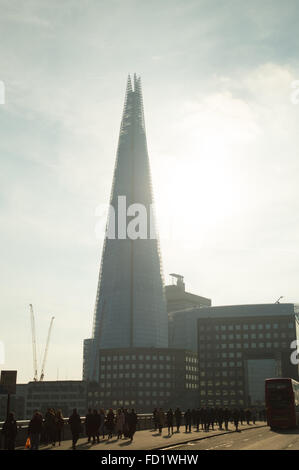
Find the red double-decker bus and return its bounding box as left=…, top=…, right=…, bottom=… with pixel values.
left=265, top=378, right=299, bottom=429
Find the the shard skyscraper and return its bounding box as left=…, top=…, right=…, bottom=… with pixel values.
left=83, top=75, right=168, bottom=381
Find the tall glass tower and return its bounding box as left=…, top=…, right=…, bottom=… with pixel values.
left=83, top=75, right=168, bottom=381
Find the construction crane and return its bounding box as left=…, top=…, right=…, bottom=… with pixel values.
left=29, top=304, right=38, bottom=382
left=40, top=316, right=55, bottom=381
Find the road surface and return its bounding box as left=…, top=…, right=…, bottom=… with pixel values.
left=164, top=426, right=299, bottom=450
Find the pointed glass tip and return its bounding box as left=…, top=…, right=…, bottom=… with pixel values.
left=125, top=73, right=141, bottom=93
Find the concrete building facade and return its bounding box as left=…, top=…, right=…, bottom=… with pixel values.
left=196, top=303, right=299, bottom=407
left=87, top=347, right=199, bottom=413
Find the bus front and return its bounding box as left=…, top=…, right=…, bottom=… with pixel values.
left=265, top=378, right=296, bottom=429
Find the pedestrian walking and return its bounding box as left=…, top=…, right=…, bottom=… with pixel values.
left=157, top=408, right=165, bottom=435
left=45, top=408, right=57, bottom=446
left=153, top=408, right=158, bottom=431
left=240, top=408, right=245, bottom=426
left=166, top=409, right=174, bottom=435
left=223, top=408, right=230, bottom=431
left=195, top=408, right=201, bottom=431
left=115, top=409, right=125, bottom=440
left=91, top=409, right=100, bottom=444
left=232, top=409, right=240, bottom=432
left=123, top=409, right=129, bottom=438
left=191, top=409, right=196, bottom=429
left=245, top=408, right=251, bottom=425
left=174, top=408, right=182, bottom=432
left=184, top=409, right=192, bottom=433
left=69, top=408, right=82, bottom=450
left=55, top=410, right=64, bottom=446
left=85, top=408, right=93, bottom=443
left=252, top=408, right=257, bottom=425
left=1, top=412, right=18, bottom=450
left=28, top=411, right=43, bottom=450
left=218, top=407, right=224, bottom=430
left=200, top=407, right=205, bottom=430
left=127, top=409, right=138, bottom=442
left=106, top=408, right=115, bottom=439
left=99, top=409, right=106, bottom=440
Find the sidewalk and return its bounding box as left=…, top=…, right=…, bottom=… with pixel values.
left=34, top=422, right=267, bottom=451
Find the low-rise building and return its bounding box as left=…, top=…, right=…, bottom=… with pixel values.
left=87, top=347, right=199, bottom=412
left=196, top=303, right=299, bottom=407
left=23, top=380, right=88, bottom=419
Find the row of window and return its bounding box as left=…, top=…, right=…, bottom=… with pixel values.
left=186, top=357, right=198, bottom=363
left=100, top=373, right=173, bottom=379
left=200, top=381, right=243, bottom=386
left=100, top=355, right=174, bottom=362
left=185, top=366, right=198, bottom=372
left=186, top=384, right=199, bottom=389
left=89, top=399, right=166, bottom=407
left=200, top=390, right=244, bottom=396
left=185, top=375, right=199, bottom=381
left=100, top=382, right=173, bottom=389
left=200, top=361, right=243, bottom=368
left=200, top=370, right=243, bottom=377
left=200, top=341, right=289, bottom=350
left=205, top=400, right=245, bottom=406
left=100, top=364, right=174, bottom=370
left=200, top=332, right=293, bottom=341
left=199, top=322, right=293, bottom=331
left=27, top=394, right=82, bottom=400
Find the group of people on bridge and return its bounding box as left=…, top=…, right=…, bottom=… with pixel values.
left=84, top=408, right=138, bottom=448
left=1, top=405, right=266, bottom=450
left=153, top=407, right=266, bottom=435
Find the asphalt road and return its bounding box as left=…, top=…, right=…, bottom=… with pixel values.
left=164, top=426, right=299, bottom=450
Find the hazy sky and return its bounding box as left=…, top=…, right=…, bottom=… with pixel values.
left=1, top=0, right=299, bottom=383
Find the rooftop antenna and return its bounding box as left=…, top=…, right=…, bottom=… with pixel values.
left=275, top=296, right=284, bottom=304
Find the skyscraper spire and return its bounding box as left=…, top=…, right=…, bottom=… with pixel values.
left=83, top=75, right=168, bottom=381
